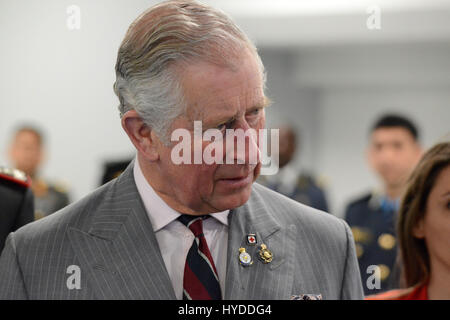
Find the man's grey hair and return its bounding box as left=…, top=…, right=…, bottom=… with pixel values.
left=113, top=0, right=266, bottom=144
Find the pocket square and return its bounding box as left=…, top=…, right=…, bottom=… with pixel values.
left=290, top=294, right=322, bottom=300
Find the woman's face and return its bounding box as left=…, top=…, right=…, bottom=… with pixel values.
left=414, top=165, right=450, bottom=272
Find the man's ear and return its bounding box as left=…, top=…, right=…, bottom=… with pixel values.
left=121, top=110, right=160, bottom=161
left=412, top=219, right=425, bottom=239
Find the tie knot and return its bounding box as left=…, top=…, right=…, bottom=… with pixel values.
left=177, top=215, right=209, bottom=237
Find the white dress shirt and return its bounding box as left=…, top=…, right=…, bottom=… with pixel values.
left=133, top=158, right=229, bottom=299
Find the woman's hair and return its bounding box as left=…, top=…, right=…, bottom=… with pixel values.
left=397, top=141, right=450, bottom=287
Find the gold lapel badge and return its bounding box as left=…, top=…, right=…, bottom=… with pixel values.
left=239, top=248, right=253, bottom=267
left=259, top=244, right=273, bottom=264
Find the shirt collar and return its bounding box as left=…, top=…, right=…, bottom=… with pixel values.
left=133, top=157, right=229, bottom=232
left=369, top=189, right=401, bottom=212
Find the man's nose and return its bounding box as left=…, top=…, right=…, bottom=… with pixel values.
left=380, top=147, right=396, bottom=162
left=225, top=122, right=260, bottom=165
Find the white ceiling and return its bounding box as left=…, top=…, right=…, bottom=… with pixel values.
left=206, top=0, right=450, bottom=47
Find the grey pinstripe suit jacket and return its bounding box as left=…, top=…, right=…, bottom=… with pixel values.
left=0, top=162, right=364, bottom=299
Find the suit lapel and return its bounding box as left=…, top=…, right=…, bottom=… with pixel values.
left=224, top=190, right=296, bottom=300
left=68, top=162, right=176, bottom=299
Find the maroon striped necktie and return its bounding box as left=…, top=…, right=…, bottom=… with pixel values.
left=178, top=215, right=222, bottom=300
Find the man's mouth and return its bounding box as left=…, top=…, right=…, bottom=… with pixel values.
left=217, top=172, right=253, bottom=189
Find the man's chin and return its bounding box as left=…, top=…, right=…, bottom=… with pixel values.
left=214, top=184, right=253, bottom=211
left=384, top=178, right=404, bottom=189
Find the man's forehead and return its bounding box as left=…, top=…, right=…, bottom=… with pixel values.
left=372, top=127, right=415, bottom=140
left=15, top=130, right=40, bottom=142
left=177, top=48, right=265, bottom=121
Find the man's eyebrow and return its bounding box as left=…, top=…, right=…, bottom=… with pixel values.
left=262, top=96, right=272, bottom=108
left=204, top=114, right=236, bottom=129
left=203, top=96, right=271, bottom=128
left=245, top=96, right=272, bottom=112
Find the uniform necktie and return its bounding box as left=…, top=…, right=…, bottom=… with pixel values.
left=177, top=214, right=222, bottom=300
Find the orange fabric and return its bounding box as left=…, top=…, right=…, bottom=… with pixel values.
left=365, top=284, right=428, bottom=300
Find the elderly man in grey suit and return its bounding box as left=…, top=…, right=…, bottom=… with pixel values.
left=0, top=0, right=363, bottom=300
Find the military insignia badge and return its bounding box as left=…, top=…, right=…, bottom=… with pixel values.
left=258, top=244, right=273, bottom=264
left=246, top=233, right=257, bottom=245
left=238, top=248, right=253, bottom=267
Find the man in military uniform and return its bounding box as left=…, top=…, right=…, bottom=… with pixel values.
left=258, top=126, right=329, bottom=212
left=345, top=114, right=422, bottom=295
left=100, top=158, right=133, bottom=185
left=0, top=166, right=34, bottom=251
left=8, top=125, right=70, bottom=219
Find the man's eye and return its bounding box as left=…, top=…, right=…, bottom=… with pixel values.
left=217, top=122, right=231, bottom=133
left=393, top=142, right=403, bottom=150
left=248, top=108, right=260, bottom=116
left=374, top=144, right=383, bottom=151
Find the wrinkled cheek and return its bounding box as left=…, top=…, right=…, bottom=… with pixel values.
left=259, top=112, right=266, bottom=129
left=194, top=166, right=218, bottom=196
left=254, top=115, right=266, bottom=155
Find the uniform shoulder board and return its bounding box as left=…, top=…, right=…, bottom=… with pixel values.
left=0, top=166, right=31, bottom=188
